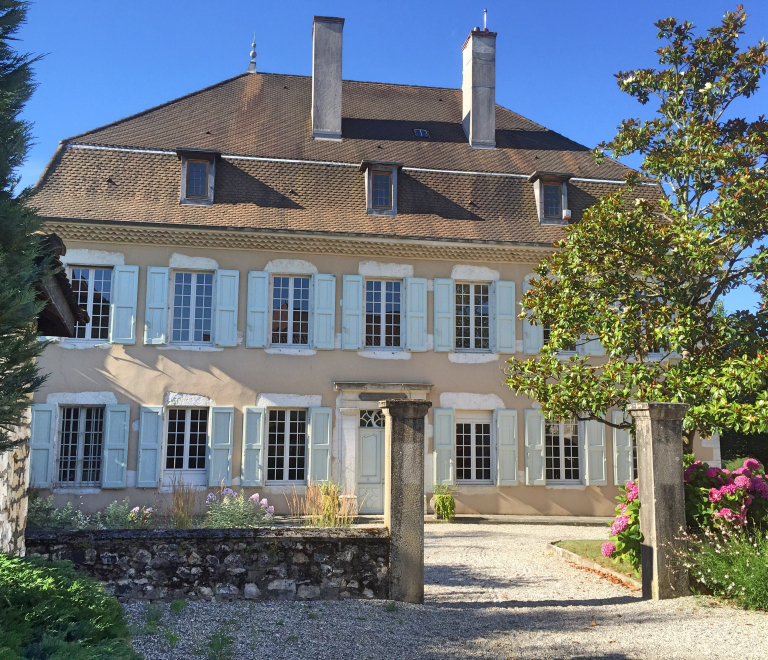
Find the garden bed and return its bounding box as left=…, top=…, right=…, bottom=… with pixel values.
left=548, top=540, right=641, bottom=589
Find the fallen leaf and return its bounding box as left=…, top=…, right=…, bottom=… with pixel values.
left=590, top=621, right=597, bottom=626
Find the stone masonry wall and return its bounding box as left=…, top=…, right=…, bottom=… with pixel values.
left=0, top=443, right=29, bottom=556
left=25, top=527, right=389, bottom=602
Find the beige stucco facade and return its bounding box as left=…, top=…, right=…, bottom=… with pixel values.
left=33, top=235, right=718, bottom=517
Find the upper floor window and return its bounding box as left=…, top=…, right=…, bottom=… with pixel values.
left=361, top=160, right=400, bottom=216
left=272, top=276, right=310, bottom=346
left=365, top=279, right=401, bottom=348
left=58, top=406, right=104, bottom=486
left=543, top=184, right=561, bottom=219
left=267, top=409, right=307, bottom=482
left=545, top=419, right=580, bottom=483
left=172, top=271, right=213, bottom=344
left=528, top=171, right=572, bottom=225
left=456, top=415, right=493, bottom=483
left=455, top=282, right=490, bottom=351
left=186, top=160, right=209, bottom=198
left=177, top=148, right=217, bottom=206
left=166, top=408, right=208, bottom=471
left=71, top=267, right=112, bottom=340
left=372, top=171, right=392, bottom=209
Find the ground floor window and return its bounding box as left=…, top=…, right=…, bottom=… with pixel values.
left=166, top=408, right=208, bottom=471
left=545, top=419, right=580, bottom=482
left=455, top=415, right=492, bottom=483
left=267, top=409, right=307, bottom=482
left=58, top=406, right=104, bottom=485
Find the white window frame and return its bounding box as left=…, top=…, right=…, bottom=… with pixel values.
left=454, top=411, right=494, bottom=485
left=364, top=278, right=403, bottom=350
left=545, top=419, right=582, bottom=484
left=56, top=405, right=105, bottom=487
left=269, top=275, right=312, bottom=347
left=266, top=408, right=308, bottom=484
left=162, top=407, right=209, bottom=487
left=364, top=166, right=398, bottom=217
left=454, top=281, right=491, bottom=352
left=170, top=270, right=215, bottom=345
left=68, top=266, right=113, bottom=341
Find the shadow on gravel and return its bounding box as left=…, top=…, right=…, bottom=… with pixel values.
left=425, top=563, right=543, bottom=591
left=426, top=595, right=641, bottom=609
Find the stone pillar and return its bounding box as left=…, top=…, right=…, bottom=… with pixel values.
left=627, top=402, right=690, bottom=600
left=379, top=399, right=432, bottom=604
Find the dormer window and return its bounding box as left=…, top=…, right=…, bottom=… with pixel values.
left=413, top=128, right=431, bottom=139
left=177, top=148, right=219, bottom=206
left=528, top=171, right=573, bottom=225
left=360, top=160, right=401, bottom=217
left=543, top=183, right=561, bottom=219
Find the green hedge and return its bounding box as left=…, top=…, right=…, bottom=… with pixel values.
left=720, top=429, right=768, bottom=467
left=0, top=555, right=141, bottom=660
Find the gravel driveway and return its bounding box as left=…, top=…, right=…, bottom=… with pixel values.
left=125, top=523, right=767, bottom=659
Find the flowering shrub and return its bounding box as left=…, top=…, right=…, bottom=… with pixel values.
left=603, top=480, right=642, bottom=570
left=204, top=488, right=274, bottom=528
left=128, top=505, right=155, bottom=529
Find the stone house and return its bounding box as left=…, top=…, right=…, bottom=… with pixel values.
left=28, top=16, right=720, bottom=517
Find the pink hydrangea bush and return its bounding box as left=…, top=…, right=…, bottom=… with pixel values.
left=602, top=480, right=642, bottom=570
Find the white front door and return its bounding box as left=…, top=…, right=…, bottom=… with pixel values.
left=358, top=426, right=385, bottom=514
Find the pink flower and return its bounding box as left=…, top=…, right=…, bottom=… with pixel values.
left=626, top=487, right=638, bottom=502
left=722, top=469, right=731, bottom=475
left=744, top=458, right=761, bottom=471
left=704, top=467, right=722, bottom=478
left=745, top=495, right=754, bottom=507
left=249, top=493, right=260, bottom=502
left=260, top=498, right=269, bottom=508
left=130, top=507, right=140, bottom=514
left=734, top=476, right=751, bottom=490
left=610, top=515, right=630, bottom=536
left=714, top=507, right=733, bottom=519
left=601, top=542, right=616, bottom=557
left=733, top=468, right=752, bottom=478
left=720, top=483, right=738, bottom=495
left=750, top=477, right=768, bottom=492
left=708, top=488, right=722, bottom=502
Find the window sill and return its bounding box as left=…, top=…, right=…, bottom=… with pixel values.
left=157, top=344, right=223, bottom=352
left=366, top=208, right=397, bottom=217
left=265, top=347, right=316, bottom=356
left=263, top=482, right=308, bottom=493
left=540, top=217, right=568, bottom=226
left=545, top=483, right=585, bottom=490
left=358, top=350, right=411, bottom=360
left=52, top=486, right=101, bottom=494
left=454, top=481, right=494, bottom=487
left=40, top=338, right=112, bottom=349
left=180, top=197, right=213, bottom=207
left=448, top=352, right=499, bottom=364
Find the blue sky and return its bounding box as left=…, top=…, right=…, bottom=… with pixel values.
left=18, top=0, right=768, bottom=311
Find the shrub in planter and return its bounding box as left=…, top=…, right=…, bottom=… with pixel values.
left=0, top=555, right=141, bottom=659
left=433, top=485, right=456, bottom=522
left=204, top=488, right=274, bottom=528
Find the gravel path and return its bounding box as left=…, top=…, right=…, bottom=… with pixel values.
left=125, top=523, right=767, bottom=659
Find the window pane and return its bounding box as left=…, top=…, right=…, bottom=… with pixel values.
left=455, top=283, right=470, bottom=350
left=272, top=276, right=290, bottom=344
left=473, top=284, right=490, bottom=350
left=287, top=410, right=307, bottom=481
left=166, top=409, right=186, bottom=469
left=372, top=171, right=392, bottom=209
left=187, top=161, right=208, bottom=197
left=291, top=277, right=310, bottom=345
left=474, top=423, right=491, bottom=481
left=172, top=272, right=192, bottom=342
left=365, top=280, right=382, bottom=347
left=81, top=407, right=104, bottom=483
left=359, top=410, right=384, bottom=428
left=71, top=268, right=90, bottom=339
left=545, top=419, right=561, bottom=481
left=193, top=273, right=213, bottom=343
left=267, top=409, right=286, bottom=481
left=543, top=184, right=561, bottom=218
left=90, top=269, right=112, bottom=340
left=456, top=423, right=472, bottom=481
left=58, top=407, right=79, bottom=482
left=384, top=281, right=401, bottom=347
left=188, top=409, right=208, bottom=470
left=562, top=420, right=580, bottom=481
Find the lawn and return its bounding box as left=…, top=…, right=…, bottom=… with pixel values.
left=555, top=539, right=640, bottom=580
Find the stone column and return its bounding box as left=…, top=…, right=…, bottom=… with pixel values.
left=627, top=402, right=690, bottom=600
left=379, top=398, right=432, bottom=604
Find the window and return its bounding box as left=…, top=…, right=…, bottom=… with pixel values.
left=545, top=419, right=580, bottom=482
left=172, top=272, right=213, bottom=343
left=58, top=406, right=104, bottom=485
left=186, top=160, right=209, bottom=198
left=365, top=280, right=401, bottom=348
left=71, top=267, right=112, bottom=340
left=455, top=283, right=490, bottom=351
left=360, top=409, right=384, bottom=428
left=165, top=408, right=208, bottom=471
left=543, top=183, right=561, bottom=219
left=455, top=418, right=492, bottom=483
left=267, top=409, right=307, bottom=482
left=271, top=276, right=310, bottom=345
left=413, top=128, right=431, bottom=138
left=543, top=325, right=576, bottom=352
left=372, top=171, right=392, bottom=209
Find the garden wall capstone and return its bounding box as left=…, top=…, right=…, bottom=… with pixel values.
left=0, top=444, right=29, bottom=556
left=25, top=526, right=389, bottom=602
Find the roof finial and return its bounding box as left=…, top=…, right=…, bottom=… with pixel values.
left=247, top=33, right=257, bottom=73
left=483, top=8, right=487, bottom=30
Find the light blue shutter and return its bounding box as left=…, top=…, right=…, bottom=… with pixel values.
left=494, top=280, right=516, bottom=353
left=308, top=406, right=332, bottom=482
left=313, top=274, right=336, bottom=350
left=241, top=407, right=265, bottom=487
left=524, top=409, right=546, bottom=485
left=136, top=405, right=163, bottom=488
left=214, top=270, right=239, bottom=347
left=405, top=277, right=427, bottom=352
left=495, top=409, right=518, bottom=486
left=584, top=418, right=608, bottom=486
left=144, top=267, right=169, bottom=345
left=101, top=404, right=130, bottom=488
left=522, top=279, right=543, bottom=354
left=341, top=275, right=363, bottom=350
left=109, top=266, right=139, bottom=344
left=246, top=271, right=269, bottom=348
left=613, top=410, right=634, bottom=486
left=29, top=404, right=56, bottom=488
left=208, top=406, right=234, bottom=487
left=433, top=407, right=454, bottom=486
left=433, top=278, right=454, bottom=352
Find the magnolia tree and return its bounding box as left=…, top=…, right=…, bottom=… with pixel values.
left=506, top=7, right=768, bottom=448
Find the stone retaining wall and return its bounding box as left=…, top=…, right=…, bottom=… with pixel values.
left=25, top=526, right=389, bottom=602
left=0, top=444, right=29, bottom=556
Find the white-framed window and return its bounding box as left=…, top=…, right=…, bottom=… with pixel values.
left=543, top=183, right=562, bottom=219
left=455, top=412, right=493, bottom=484
left=57, top=406, right=104, bottom=486
left=271, top=275, right=310, bottom=346
left=70, top=267, right=112, bottom=340
left=455, top=282, right=490, bottom=351
left=165, top=408, right=208, bottom=471
left=267, top=409, right=307, bottom=482
left=545, top=419, right=581, bottom=483
left=171, top=271, right=214, bottom=343
left=365, top=280, right=402, bottom=348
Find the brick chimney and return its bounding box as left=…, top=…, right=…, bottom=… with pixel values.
left=312, top=16, right=344, bottom=140
left=462, top=27, right=497, bottom=149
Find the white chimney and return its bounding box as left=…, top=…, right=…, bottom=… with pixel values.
left=312, top=16, right=344, bottom=140
left=462, top=27, right=497, bottom=149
